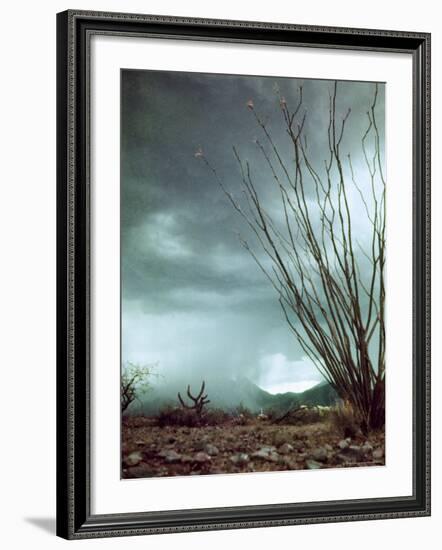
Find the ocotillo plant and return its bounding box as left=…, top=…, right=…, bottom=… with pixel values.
left=197, top=82, right=385, bottom=433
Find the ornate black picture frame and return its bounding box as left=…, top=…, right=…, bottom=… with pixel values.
left=56, top=9, right=430, bottom=539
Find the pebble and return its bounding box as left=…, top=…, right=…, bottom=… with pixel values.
left=230, top=453, right=250, bottom=465
left=124, top=451, right=143, bottom=467
left=306, top=459, right=322, bottom=469
left=164, top=450, right=182, bottom=463
left=252, top=447, right=279, bottom=462
left=193, top=452, right=211, bottom=463
left=373, top=448, right=384, bottom=460
left=204, top=444, right=219, bottom=456
left=361, top=443, right=373, bottom=455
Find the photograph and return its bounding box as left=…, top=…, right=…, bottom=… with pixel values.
left=120, top=69, right=386, bottom=479
left=54, top=7, right=430, bottom=540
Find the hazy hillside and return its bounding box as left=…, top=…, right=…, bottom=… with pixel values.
left=127, top=376, right=338, bottom=416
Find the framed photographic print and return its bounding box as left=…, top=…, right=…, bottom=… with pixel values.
left=56, top=10, right=431, bottom=539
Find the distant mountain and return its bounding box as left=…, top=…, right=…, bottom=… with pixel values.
left=233, top=377, right=338, bottom=413
left=130, top=375, right=338, bottom=415
left=298, top=381, right=339, bottom=407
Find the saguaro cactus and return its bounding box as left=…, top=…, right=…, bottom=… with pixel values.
left=178, top=381, right=210, bottom=417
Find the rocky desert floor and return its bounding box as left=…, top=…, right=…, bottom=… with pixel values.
left=122, top=416, right=385, bottom=479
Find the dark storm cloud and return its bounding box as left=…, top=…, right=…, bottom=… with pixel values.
left=121, top=69, right=384, bottom=389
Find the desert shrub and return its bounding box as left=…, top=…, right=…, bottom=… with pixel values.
left=121, top=362, right=157, bottom=413
left=263, top=408, right=280, bottom=422
left=157, top=406, right=202, bottom=427
left=231, top=403, right=255, bottom=425
left=293, top=406, right=322, bottom=425
left=204, top=407, right=231, bottom=425
left=123, top=415, right=153, bottom=428
left=330, top=401, right=362, bottom=437
left=235, top=402, right=254, bottom=418
left=231, top=415, right=246, bottom=426
left=157, top=406, right=231, bottom=427
left=272, top=405, right=324, bottom=425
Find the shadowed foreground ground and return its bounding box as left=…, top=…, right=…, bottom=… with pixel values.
left=122, top=416, right=385, bottom=478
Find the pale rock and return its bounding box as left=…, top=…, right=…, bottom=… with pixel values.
left=361, top=443, right=373, bottom=455
left=204, top=443, right=219, bottom=456
left=193, top=452, right=211, bottom=463
left=252, top=446, right=279, bottom=462
left=164, top=450, right=182, bottom=463
left=124, top=451, right=142, bottom=467
left=373, top=448, right=384, bottom=460
left=230, top=453, right=250, bottom=465
left=306, top=459, right=322, bottom=469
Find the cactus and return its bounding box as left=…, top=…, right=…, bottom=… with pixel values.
left=177, top=381, right=210, bottom=417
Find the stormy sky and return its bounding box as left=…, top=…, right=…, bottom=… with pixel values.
left=121, top=69, right=385, bottom=394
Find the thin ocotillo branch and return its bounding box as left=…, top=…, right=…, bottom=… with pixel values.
left=197, top=82, right=385, bottom=432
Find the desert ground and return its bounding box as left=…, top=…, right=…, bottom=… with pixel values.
left=122, top=413, right=385, bottom=479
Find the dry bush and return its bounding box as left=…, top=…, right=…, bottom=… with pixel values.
left=204, top=408, right=231, bottom=425
left=157, top=406, right=202, bottom=427
left=295, top=407, right=323, bottom=425
left=273, top=405, right=324, bottom=425
left=330, top=401, right=362, bottom=437
left=121, top=362, right=157, bottom=413
left=232, top=403, right=255, bottom=425
left=262, top=408, right=279, bottom=422
left=156, top=406, right=231, bottom=427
